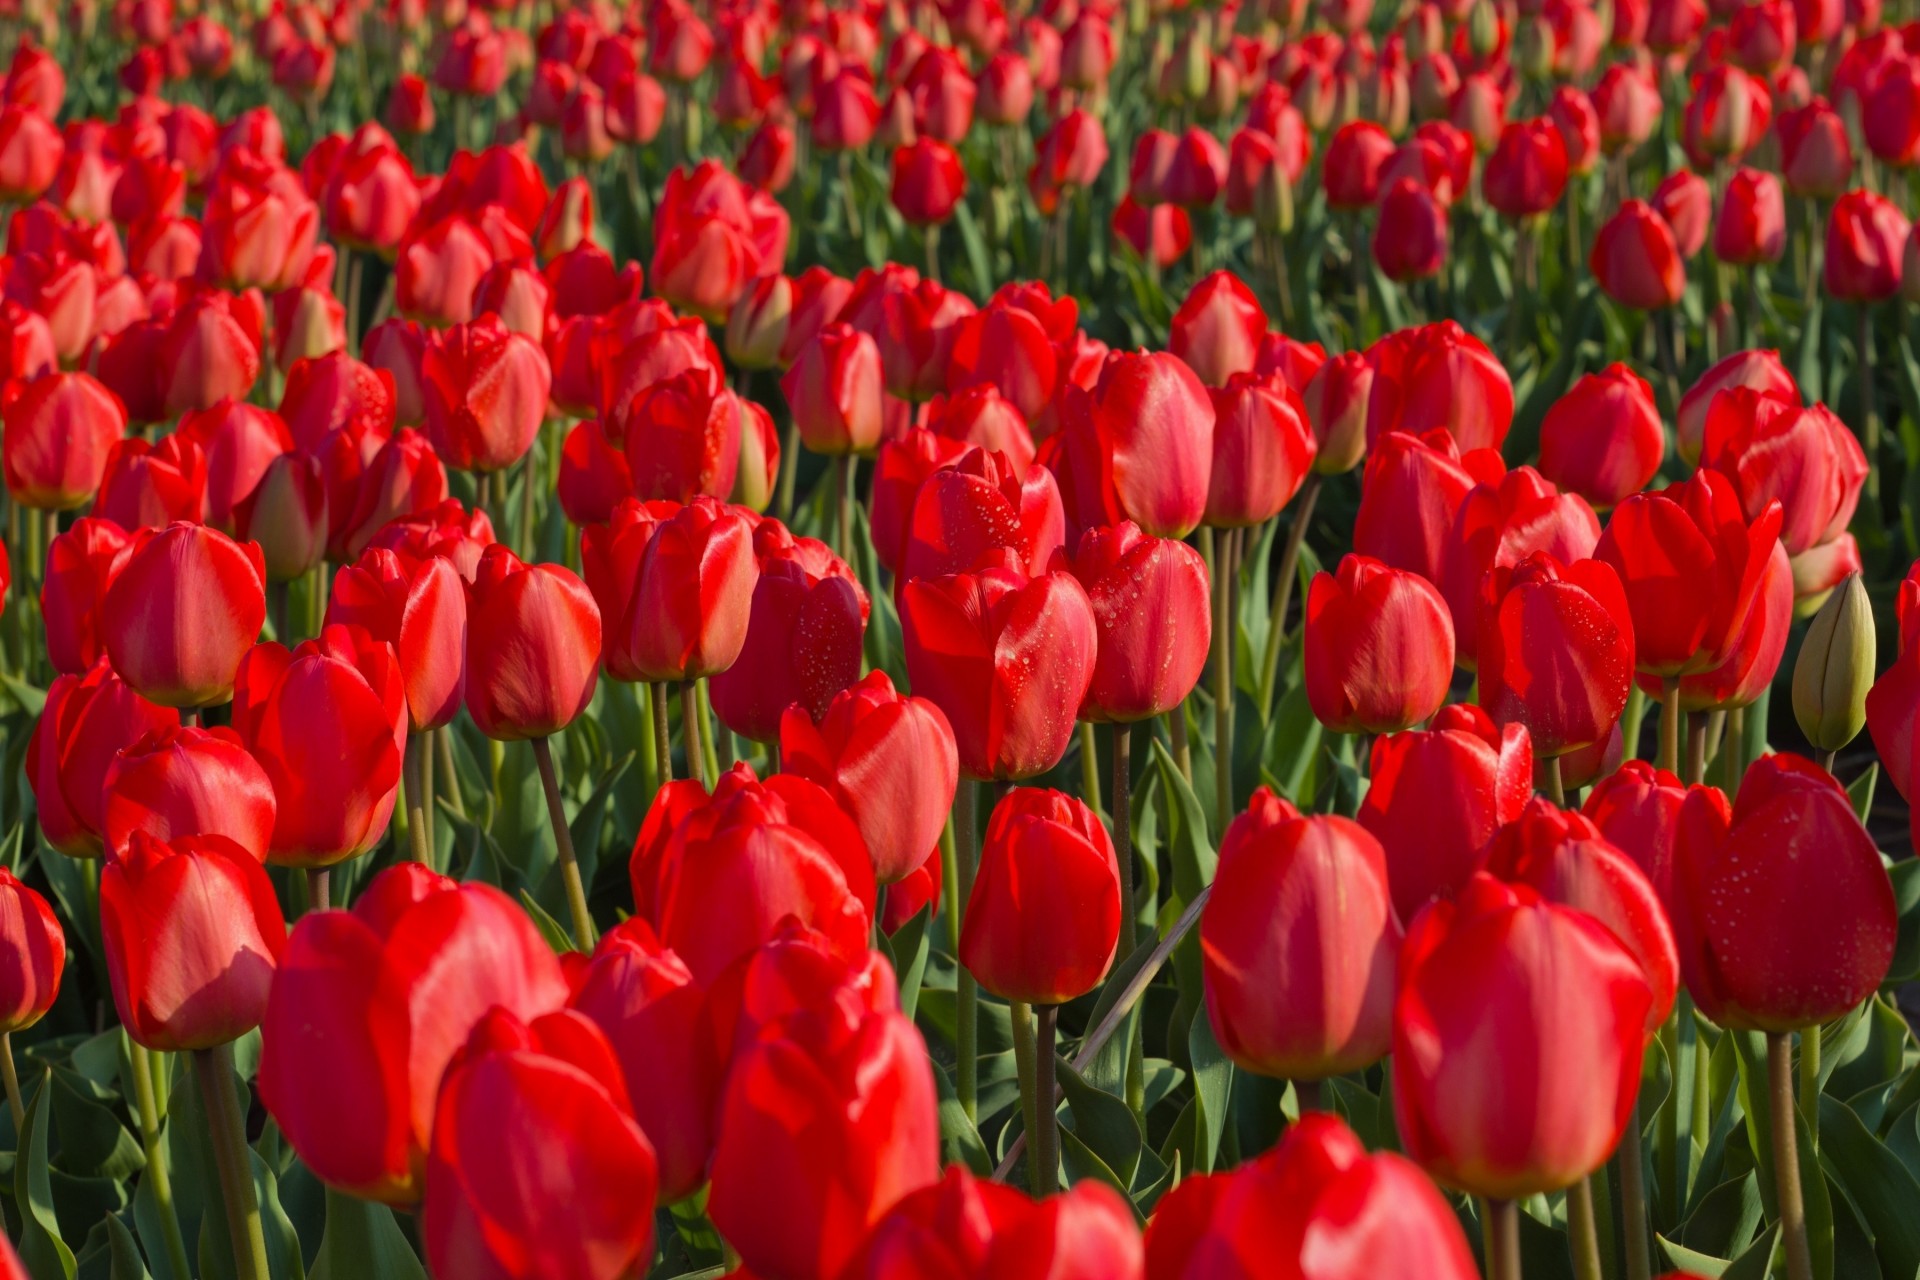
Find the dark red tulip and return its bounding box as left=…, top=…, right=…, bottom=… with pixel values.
left=29, top=660, right=180, bottom=858
left=1591, top=199, right=1686, bottom=309
left=0, top=867, right=63, bottom=1036
left=1060, top=520, right=1212, bottom=724
left=1477, top=551, right=1635, bottom=758
left=101, top=522, right=268, bottom=709
left=465, top=545, right=601, bottom=740
left=1373, top=178, right=1448, bottom=282
left=101, top=724, right=276, bottom=862
left=557, top=420, right=636, bottom=527
left=1484, top=117, right=1570, bottom=218
left=1305, top=554, right=1455, bottom=734
left=1824, top=188, right=1909, bottom=301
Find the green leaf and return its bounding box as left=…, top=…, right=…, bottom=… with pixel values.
left=1817, top=1094, right=1920, bottom=1280
left=1883, top=859, right=1920, bottom=983
left=1847, top=763, right=1878, bottom=825
left=106, top=1213, right=152, bottom=1280
left=517, top=889, right=576, bottom=955
left=887, top=904, right=933, bottom=1021
left=1186, top=1015, right=1233, bottom=1175
left=1149, top=738, right=1215, bottom=903
left=305, top=1187, right=426, bottom=1280
left=17, top=1071, right=78, bottom=1280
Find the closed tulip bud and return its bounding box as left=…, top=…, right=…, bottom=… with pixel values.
left=1394, top=873, right=1653, bottom=1198
left=326, top=548, right=468, bottom=731
left=779, top=670, right=959, bottom=886
left=1592, top=199, right=1686, bottom=309
left=465, top=545, right=600, bottom=740
left=1353, top=428, right=1502, bottom=588
left=962, top=787, right=1121, bottom=1004
left=782, top=323, right=885, bottom=456
left=158, top=291, right=265, bottom=416
left=1048, top=349, right=1215, bottom=539
left=235, top=451, right=328, bottom=584
left=1169, top=270, right=1266, bottom=389
left=421, top=317, right=551, bottom=475
left=709, top=522, right=869, bottom=743
left=1779, top=98, right=1852, bottom=198
left=1305, top=555, right=1455, bottom=734
left=1203, top=801, right=1399, bottom=1079
left=725, top=273, right=791, bottom=371
left=101, top=831, right=285, bottom=1051
left=1673, top=754, right=1895, bottom=1030
left=260, top=865, right=569, bottom=1204
left=902, top=561, right=1099, bottom=780
left=30, top=660, right=181, bottom=857
left=1651, top=169, right=1711, bottom=260
left=1373, top=178, right=1449, bottom=282
left=101, top=522, right=267, bottom=709
left=424, top=1008, right=657, bottom=1280
left=890, top=137, right=966, bottom=226
left=1062, top=520, right=1212, bottom=723
left=1825, top=188, right=1910, bottom=301
left=1714, top=167, right=1787, bottom=265
left=1322, top=120, right=1395, bottom=209
left=1675, top=347, right=1798, bottom=465
left=1484, top=117, right=1570, bottom=219
left=1303, top=350, right=1373, bottom=475
left=42, top=517, right=132, bottom=675
left=1145, top=1111, right=1479, bottom=1279
left=0, top=868, right=63, bottom=1035
left=101, top=724, right=276, bottom=862
left=3, top=371, right=126, bottom=511
left=1538, top=363, right=1664, bottom=508
left=611, top=496, right=755, bottom=683
left=1204, top=372, right=1317, bottom=527
left=1793, top=572, right=1874, bottom=751
left=1478, top=552, right=1634, bottom=757
left=0, top=105, right=60, bottom=202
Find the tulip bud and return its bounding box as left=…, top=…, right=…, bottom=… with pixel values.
left=1468, top=0, right=1501, bottom=55
left=0, top=867, right=64, bottom=1036
left=725, top=274, right=792, bottom=371
left=1793, top=572, right=1875, bottom=752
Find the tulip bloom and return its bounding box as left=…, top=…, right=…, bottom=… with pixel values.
left=1062, top=521, right=1212, bottom=723
left=1825, top=188, right=1910, bottom=300
left=779, top=671, right=959, bottom=886
left=891, top=138, right=967, bottom=225
left=1323, top=120, right=1395, bottom=208
left=2, top=371, right=126, bottom=510
left=0, top=867, right=64, bottom=1036
left=1353, top=428, right=1503, bottom=587
left=424, top=1009, right=658, bottom=1280
left=1439, top=469, right=1593, bottom=662
left=1202, top=795, right=1399, bottom=1080
left=781, top=324, right=885, bottom=456
left=1304, top=555, right=1455, bottom=734
left=1675, top=348, right=1799, bottom=465
left=1204, top=372, right=1317, bottom=527
left=42, top=517, right=133, bottom=674
left=617, top=497, right=757, bottom=684
left=100, top=522, right=268, bottom=709
left=1714, top=168, right=1787, bottom=266
left=850, top=1168, right=1141, bottom=1279
left=100, top=832, right=286, bottom=1051
left=1168, top=271, right=1267, bottom=388
left=901, top=560, right=1098, bottom=781
left=29, top=660, right=180, bottom=858
left=900, top=447, right=1065, bottom=581
left=1144, top=1112, right=1480, bottom=1279
left=465, top=545, right=602, bottom=740
left=1477, top=551, right=1635, bottom=758
left=1046, top=349, right=1215, bottom=539
left=961, top=788, right=1122, bottom=1005
left=1672, top=754, right=1895, bottom=1031
left=1537, top=364, right=1664, bottom=510
left=1394, top=874, right=1653, bottom=1198
left=1583, top=759, right=1691, bottom=900
left=1373, top=179, right=1449, bottom=283
left=421, top=317, right=552, bottom=475
left=1484, top=118, right=1570, bottom=219
left=100, top=724, right=277, bottom=862
left=260, top=864, right=569, bottom=1204
left=1590, top=200, right=1686, bottom=309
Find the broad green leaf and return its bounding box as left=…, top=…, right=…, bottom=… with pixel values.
left=1817, top=1094, right=1920, bottom=1280
left=18, top=1071, right=78, bottom=1280
left=1186, top=1016, right=1233, bottom=1175
left=306, top=1187, right=426, bottom=1280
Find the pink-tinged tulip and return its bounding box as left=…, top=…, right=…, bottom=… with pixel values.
left=1354, top=427, right=1504, bottom=587
left=3, top=371, right=126, bottom=511
left=1203, top=798, right=1399, bottom=1079
left=465, top=545, right=600, bottom=741
left=325, top=549, right=468, bottom=731
left=1825, top=189, right=1909, bottom=300
left=1778, top=98, right=1853, bottom=198
left=901, top=560, right=1099, bottom=781
left=237, top=452, right=328, bottom=584
left=779, top=671, right=958, bottom=885
left=1676, top=348, right=1798, bottom=465
left=782, top=323, right=884, bottom=456
left=1046, top=350, right=1215, bottom=539
left=421, top=317, right=551, bottom=475
left=1538, top=363, right=1664, bottom=509
left=1062, top=521, right=1212, bottom=724
left=708, top=522, right=869, bottom=744
left=1169, top=270, right=1266, bottom=389
left=1204, top=372, right=1316, bottom=528
left=1394, top=873, right=1653, bottom=1198
left=101, top=724, right=276, bottom=862
left=1592, top=199, right=1686, bottom=309
left=42, top=517, right=133, bottom=675
left=1305, top=554, right=1455, bottom=734
left=259, top=865, right=569, bottom=1204
left=101, top=831, right=286, bottom=1051
left=962, top=787, right=1121, bottom=1005
left=0, top=867, right=63, bottom=1036
left=101, top=522, right=267, bottom=708
left=1477, top=552, right=1634, bottom=757
left=29, top=660, right=180, bottom=857
left=424, top=1009, right=658, bottom=1280
left=1674, top=755, right=1894, bottom=1030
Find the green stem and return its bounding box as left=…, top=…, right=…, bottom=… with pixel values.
left=1543, top=754, right=1565, bottom=807
left=1801, top=1022, right=1822, bottom=1151
left=1685, top=711, right=1708, bottom=785
left=1487, top=1198, right=1522, bottom=1280
left=834, top=452, right=855, bottom=568
left=128, top=1040, right=192, bottom=1280
left=1567, top=1176, right=1603, bottom=1280
left=1861, top=303, right=1879, bottom=504
left=1033, top=1004, right=1060, bottom=1195
left=1620, top=1107, right=1653, bottom=1280
left=1257, top=473, right=1322, bottom=723
left=680, top=682, right=707, bottom=789
left=0, top=1032, right=18, bottom=1133
left=1078, top=722, right=1101, bottom=813
left=1723, top=705, right=1746, bottom=794
left=1770, top=1031, right=1815, bottom=1280
left=776, top=421, right=801, bottom=522
left=531, top=736, right=595, bottom=951
left=955, top=778, right=980, bottom=1123
left=307, top=868, right=330, bottom=913
left=435, top=726, right=466, bottom=821
left=1169, top=703, right=1192, bottom=782
left=193, top=1044, right=271, bottom=1280
left=404, top=733, right=431, bottom=866
left=938, top=817, right=959, bottom=955
left=651, top=682, right=674, bottom=785
left=1659, top=677, right=1681, bottom=776
left=1211, top=527, right=1239, bottom=834
left=1011, top=1000, right=1040, bottom=1189
left=695, top=679, right=721, bottom=784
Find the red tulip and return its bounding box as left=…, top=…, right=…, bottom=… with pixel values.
left=198, top=152, right=318, bottom=292
left=3, top=371, right=126, bottom=511
left=1537, top=363, right=1664, bottom=509
left=259, top=864, right=569, bottom=1204
left=1323, top=120, right=1395, bottom=208
left=900, top=560, right=1098, bottom=780
left=1354, top=427, right=1503, bottom=587
left=567, top=918, right=716, bottom=1206
left=424, top=1008, right=658, bottom=1280
left=1714, top=167, right=1787, bottom=265
left=1581, top=759, right=1691, bottom=900
left=649, top=160, right=789, bottom=323
left=708, top=521, right=869, bottom=743
left=856, top=1167, right=1142, bottom=1278
left=1109, top=195, right=1192, bottom=267
left=1778, top=98, right=1852, bottom=198
left=0, top=105, right=60, bottom=202
left=1675, top=347, right=1798, bottom=465
left=901, top=446, right=1065, bottom=581
left=0, top=867, right=63, bottom=1036
left=1477, top=551, right=1634, bottom=757
left=158, top=290, right=266, bottom=417
left=1648, top=171, right=1709, bottom=260
left=421, top=316, right=551, bottom=475
left=101, top=831, right=286, bottom=1051
left=91, top=436, right=207, bottom=531
left=1060, top=520, right=1212, bottom=724
left=29, top=660, right=180, bottom=857
left=616, top=496, right=757, bottom=683
left=944, top=301, right=1060, bottom=426
left=465, top=545, right=601, bottom=740
left=1203, top=795, right=1399, bottom=1079
left=395, top=216, right=495, bottom=328
left=326, top=547, right=468, bottom=731
left=1372, top=178, right=1448, bottom=282
left=1672, top=754, right=1895, bottom=1031
left=1825, top=188, right=1909, bottom=300
left=781, top=323, right=885, bottom=456
left=1305, top=554, right=1455, bottom=734
left=101, top=724, right=276, bottom=862
left=279, top=349, right=398, bottom=451
left=1201, top=371, right=1317, bottom=528
left=1169, top=270, right=1266, bottom=389
left=1394, top=873, right=1652, bottom=1198
left=101, top=522, right=267, bottom=709
left=1144, top=1112, right=1480, bottom=1279
left=557, top=420, right=636, bottom=526
left=620, top=366, right=743, bottom=503
left=237, top=451, right=329, bottom=584
left=1591, top=199, right=1686, bottom=309
left=1046, top=349, right=1215, bottom=539
left=1484, top=117, right=1570, bottom=218
left=177, top=400, right=295, bottom=533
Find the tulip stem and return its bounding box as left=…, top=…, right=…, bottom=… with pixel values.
left=0, top=1032, right=21, bottom=1133
left=1294, top=1078, right=1322, bottom=1114
left=1659, top=678, right=1681, bottom=775
left=1769, top=1031, right=1816, bottom=1280
left=955, top=778, right=980, bottom=1123
left=1801, top=1023, right=1822, bottom=1150
left=1619, top=1108, right=1654, bottom=1280
left=1486, top=1199, right=1522, bottom=1280
left=1685, top=711, right=1708, bottom=786
left=834, top=453, right=855, bottom=569
left=1210, top=527, right=1240, bottom=834
left=1542, top=755, right=1565, bottom=807
left=1860, top=304, right=1879, bottom=503
left=680, top=682, right=708, bottom=788
left=404, top=733, right=432, bottom=866
left=1567, top=1176, right=1603, bottom=1280
left=1110, top=723, right=1136, bottom=955
left=1010, top=1000, right=1041, bottom=1188
left=269, top=579, right=290, bottom=644
left=519, top=450, right=538, bottom=561
left=1257, top=473, right=1322, bottom=725
left=1724, top=706, right=1746, bottom=796
left=435, top=727, right=466, bottom=821
left=193, top=1044, right=271, bottom=1280
left=1169, top=704, right=1192, bottom=782
left=127, top=1040, right=192, bottom=1280
left=696, top=680, right=721, bottom=783
left=1033, top=1004, right=1060, bottom=1196
left=307, top=869, right=330, bottom=913
left=776, top=422, right=801, bottom=521
left=651, top=682, right=674, bottom=784
left=1818, top=747, right=1837, bottom=775
left=1078, top=723, right=1101, bottom=813
left=939, top=817, right=960, bottom=955
left=532, top=736, right=596, bottom=951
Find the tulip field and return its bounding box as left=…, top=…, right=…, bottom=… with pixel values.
left=10, top=0, right=1920, bottom=1277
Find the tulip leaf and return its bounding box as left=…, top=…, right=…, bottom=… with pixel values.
left=1057, top=1059, right=1141, bottom=1188
left=1149, top=739, right=1215, bottom=902
left=1882, top=860, right=1920, bottom=984
left=1671, top=1174, right=1764, bottom=1260
left=1659, top=1220, right=1781, bottom=1279
left=1732, top=1030, right=1835, bottom=1280
left=106, top=1210, right=153, bottom=1280
left=887, top=905, right=933, bottom=1021
left=950, top=200, right=993, bottom=303
left=1185, top=1016, right=1233, bottom=1175
left=305, top=1187, right=424, bottom=1280
left=1848, top=763, right=1878, bottom=825
left=17, top=1070, right=78, bottom=1280
left=1817, top=1094, right=1920, bottom=1280
left=1795, top=296, right=1825, bottom=404
left=930, top=1062, right=992, bottom=1178
left=48, top=1063, right=145, bottom=1181
left=518, top=888, right=576, bottom=955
